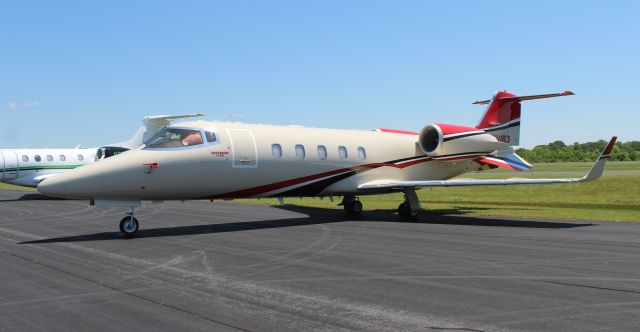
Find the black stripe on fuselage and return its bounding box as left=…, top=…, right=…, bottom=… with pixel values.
left=271, top=151, right=491, bottom=197
left=443, top=131, right=485, bottom=142
left=482, top=120, right=520, bottom=132
left=273, top=170, right=361, bottom=197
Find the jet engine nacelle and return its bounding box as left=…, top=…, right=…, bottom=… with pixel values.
left=96, top=146, right=130, bottom=160
left=418, top=124, right=508, bottom=156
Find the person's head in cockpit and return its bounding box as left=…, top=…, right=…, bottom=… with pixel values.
left=181, top=131, right=203, bottom=146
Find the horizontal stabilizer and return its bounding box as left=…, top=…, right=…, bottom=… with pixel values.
left=359, top=137, right=616, bottom=190
left=472, top=91, right=574, bottom=105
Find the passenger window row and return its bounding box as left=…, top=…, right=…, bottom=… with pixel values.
left=271, top=144, right=366, bottom=160
left=21, top=154, right=84, bottom=163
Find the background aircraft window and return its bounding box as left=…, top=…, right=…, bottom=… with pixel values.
left=78, top=154, right=84, bottom=161
left=59, top=155, right=66, bottom=161
left=35, top=155, right=42, bottom=162
left=145, top=128, right=204, bottom=149
left=205, top=131, right=217, bottom=143
left=47, top=155, right=53, bottom=161
left=295, top=144, right=306, bottom=159
left=272, top=144, right=282, bottom=158
left=358, top=147, right=367, bottom=160
left=22, top=155, right=29, bottom=162
left=317, top=145, right=327, bottom=160
left=338, top=146, right=348, bottom=159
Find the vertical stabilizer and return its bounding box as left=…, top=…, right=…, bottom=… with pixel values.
left=473, top=91, right=574, bottom=147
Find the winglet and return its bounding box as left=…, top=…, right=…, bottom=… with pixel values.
left=582, top=136, right=617, bottom=181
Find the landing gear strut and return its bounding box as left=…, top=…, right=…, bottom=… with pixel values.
left=119, top=206, right=139, bottom=237
left=341, top=195, right=363, bottom=215
left=398, top=189, right=420, bottom=220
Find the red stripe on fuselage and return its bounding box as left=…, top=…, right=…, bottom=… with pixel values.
left=437, top=124, right=480, bottom=135
left=377, top=128, right=419, bottom=135
left=206, top=157, right=433, bottom=199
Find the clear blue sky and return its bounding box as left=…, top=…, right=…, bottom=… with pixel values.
left=2, top=1, right=638, bottom=148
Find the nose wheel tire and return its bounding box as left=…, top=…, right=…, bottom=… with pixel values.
left=398, top=202, right=419, bottom=220
left=119, top=216, right=139, bottom=237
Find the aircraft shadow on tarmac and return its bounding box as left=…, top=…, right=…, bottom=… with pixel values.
left=20, top=205, right=594, bottom=244
left=0, top=193, right=72, bottom=202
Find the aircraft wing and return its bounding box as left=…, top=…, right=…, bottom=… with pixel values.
left=358, top=137, right=616, bottom=190
left=109, top=113, right=206, bottom=149
left=143, top=113, right=206, bottom=122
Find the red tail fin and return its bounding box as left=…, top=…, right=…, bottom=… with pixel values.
left=473, top=90, right=574, bottom=146
left=476, top=91, right=521, bottom=129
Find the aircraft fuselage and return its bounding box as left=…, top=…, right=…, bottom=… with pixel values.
left=38, top=121, right=479, bottom=200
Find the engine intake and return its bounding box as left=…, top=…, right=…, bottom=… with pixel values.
left=418, top=125, right=442, bottom=154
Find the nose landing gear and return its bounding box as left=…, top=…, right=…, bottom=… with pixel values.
left=119, top=206, right=139, bottom=237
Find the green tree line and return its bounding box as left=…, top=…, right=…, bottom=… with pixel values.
left=515, top=140, right=640, bottom=162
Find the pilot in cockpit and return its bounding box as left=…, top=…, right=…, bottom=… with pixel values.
left=181, top=131, right=204, bottom=146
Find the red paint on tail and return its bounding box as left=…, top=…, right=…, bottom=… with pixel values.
left=477, top=91, right=521, bottom=129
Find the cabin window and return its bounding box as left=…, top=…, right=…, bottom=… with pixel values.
left=358, top=147, right=367, bottom=160
left=144, top=128, right=205, bottom=149
left=295, top=144, right=305, bottom=159
left=60, top=155, right=66, bottom=161
left=77, top=154, right=84, bottom=161
left=205, top=131, right=217, bottom=143
left=317, top=145, right=327, bottom=160
left=47, top=155, right=53, bottom=161
left=271, top=144, right=282, bottom=158
left=338, top=146, right=348, bottom=159
left=22, top=155, right=29, bottom=162
left=34, top=155, right=42, bottom=162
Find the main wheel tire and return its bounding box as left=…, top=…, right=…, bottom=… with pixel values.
left=119, top=216, right=139, bottom=237
left=344, top=198, right=363, bottom=216
left=398, top=202, right=418, bottom=220
left=352, top=200, right=363, bottom=214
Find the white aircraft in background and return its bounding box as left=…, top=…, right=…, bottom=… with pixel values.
left=38, top=91, right=616, bottom=237
left=0, top=114, right=204, bottom=187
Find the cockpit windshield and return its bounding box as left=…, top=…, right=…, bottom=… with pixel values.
left=144, top=128, right=204, bottom=149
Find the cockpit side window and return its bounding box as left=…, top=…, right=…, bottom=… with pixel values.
left=205, top=131, right=217, bottom=143
left=144, top=128, right=205, bottom=149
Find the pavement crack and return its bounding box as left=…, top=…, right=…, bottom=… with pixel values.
left=536, top=279, right=640, bottom=295
left=0, top=250, right=251, bottom=332
left=426, top=326, right=485, bottom=332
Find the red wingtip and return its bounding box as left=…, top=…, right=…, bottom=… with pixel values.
left=603, top=137, right=617, bottom=155
left=563, top=91, right=575, bottom=96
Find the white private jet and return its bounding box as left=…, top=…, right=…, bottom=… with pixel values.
left=1, top=114, right=204, bottom=187
left=38, top=91, right=616, bottom=237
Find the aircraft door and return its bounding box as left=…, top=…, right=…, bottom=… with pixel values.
left=227, top=129, right=258, bottom=168
left=1, top=151, right=19, bottom=179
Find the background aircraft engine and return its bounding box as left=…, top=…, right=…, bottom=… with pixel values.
left=418, top=124, right=508, bottom=156
left=96, top=146, right=130, bottom=160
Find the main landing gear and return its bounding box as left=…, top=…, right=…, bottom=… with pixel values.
left=341, top=195, right=363, bottom=216
left=398, top=189, right=421, bottom=220
left=119, top=206, right=139, bottom=238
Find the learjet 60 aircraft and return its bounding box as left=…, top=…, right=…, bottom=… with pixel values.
left=38, top=91, right=616, bottom=237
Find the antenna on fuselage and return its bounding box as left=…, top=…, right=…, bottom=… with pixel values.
left=226, top=113, right=245, bottom=122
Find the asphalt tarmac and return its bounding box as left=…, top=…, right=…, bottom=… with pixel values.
left=1, top=189, right=639, bottom=331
